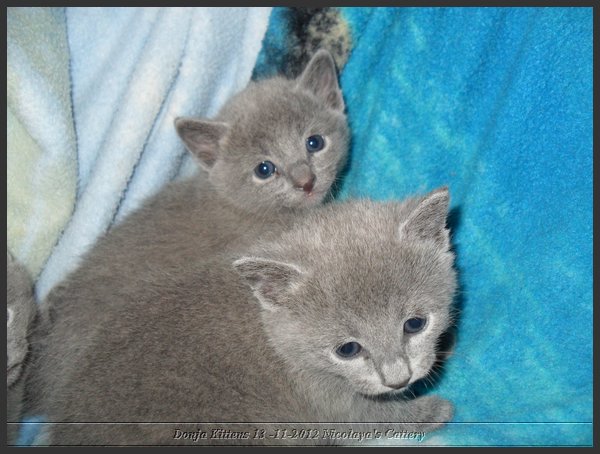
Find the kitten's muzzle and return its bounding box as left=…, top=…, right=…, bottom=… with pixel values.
left=289, top=163, right=316, bottom=194
left=293, top=175, right=316, bottom=194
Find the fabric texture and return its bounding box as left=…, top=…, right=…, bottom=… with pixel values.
left=7, top=8, right=77, bottom=280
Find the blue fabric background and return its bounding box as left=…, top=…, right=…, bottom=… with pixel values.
left=256, top=7, right=592, bottom=446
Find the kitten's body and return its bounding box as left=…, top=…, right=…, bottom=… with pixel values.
left=30, top=176, right=297, bottom=378
left=26, top=50, right=348, bottom=439
left=34, top=49, right=347, bottom=322
left=7, top=253, right=38, bottom=444
left=30, top=191, right=457, bottom=445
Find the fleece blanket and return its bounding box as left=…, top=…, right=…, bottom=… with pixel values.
left=7, top=7, right=592, bottom=447
left=254, top=6, right=593, bottom=447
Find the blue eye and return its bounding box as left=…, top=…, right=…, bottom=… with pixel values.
left=306, top=135, right=325, bottom=152
left=335, top=341, right=362, bottom=358
left=254, top=161, right=276, bottom=179
left=404, top=317, right=427, bottom=334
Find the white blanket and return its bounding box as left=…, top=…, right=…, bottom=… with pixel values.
left=7, top=7, right=272, bottom=300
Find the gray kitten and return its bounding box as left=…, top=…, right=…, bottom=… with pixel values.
left=24, top=50, right=348, bottom=442
left=175, top=47, right=348, bottom=212
left=32, top=50, right=348, bottom=320
left=7, top=252, right=38, bottom=445
left=30, top=189, right=456, bottom=445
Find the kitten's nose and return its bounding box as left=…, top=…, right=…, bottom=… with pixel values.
left=301, top=178, right=315, bottom=194
left=381, top=360, right=411, bottom=390
left=290, top=164, right=316, bottom=194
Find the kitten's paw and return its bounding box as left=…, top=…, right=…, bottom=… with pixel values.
left=409, top=395, right=453, bottom=432
left=427, top=396, right=453, bottom=422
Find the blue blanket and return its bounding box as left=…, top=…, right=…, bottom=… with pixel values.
left=255, top=6, right=592, bottom=447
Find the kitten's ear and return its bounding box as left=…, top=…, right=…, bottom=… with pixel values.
left=233, top=257, right=304, bottom=312
left=399, top=187, right=451, bottom=249
left=296, top=49, right=344, bottom=111
left=174, top=117, right=229, bottom=170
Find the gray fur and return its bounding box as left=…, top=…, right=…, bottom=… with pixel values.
left=7, top=252, right=38, bottom=445
left=29, top=189, right=457, bottom=445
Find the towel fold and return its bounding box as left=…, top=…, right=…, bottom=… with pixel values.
left=6, top=7, right=272, bottom=301
left=7, top=7, right=77, bottom=280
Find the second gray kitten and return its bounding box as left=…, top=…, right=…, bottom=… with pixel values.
left=30, top=188, right=457, bottom=445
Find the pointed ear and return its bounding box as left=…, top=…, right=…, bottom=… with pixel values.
left=296, top=49, right=344, bottom=111
left=399, top=187, right=451, bottom=249
left=174, top=117, right=229, bottom=170
left=233, top=257, right=304, bottom=312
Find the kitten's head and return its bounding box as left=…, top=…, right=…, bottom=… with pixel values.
left=7, top=252, right=37, bottom=387
left=175, top=49, right=349, bottom=212
left=234, top=188, right=457, bottom=397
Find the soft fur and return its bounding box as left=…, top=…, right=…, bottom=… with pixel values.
left=7, top=252, right=38, bottom=444
left=28, top=189, right=456, bottom=445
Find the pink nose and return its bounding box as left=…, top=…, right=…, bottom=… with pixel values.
left=302, top=179, right=314, bottom=194
left=290, top=163, right=315, bottom=193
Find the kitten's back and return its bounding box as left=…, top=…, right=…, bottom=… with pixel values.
left=34, top=260, right=308, bottom=444
left=27, top=175, right=296, bottom=416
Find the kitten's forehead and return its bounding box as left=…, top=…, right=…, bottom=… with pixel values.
left=322, top=244, right=451, bottom=316
left=258, top=200, right=455, bottom=313
left=220, top=79, right=337, bottom=150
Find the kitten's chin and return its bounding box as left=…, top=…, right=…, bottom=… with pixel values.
left=297, top=190, right=327, bottom=208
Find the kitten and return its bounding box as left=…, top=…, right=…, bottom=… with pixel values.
left=7, top=252, right=38, bottom=445
left=176, top=48, right=348, bottom=212
left=24, top=49, right=348, bottom=439
left=31, top=188, right=457, bottom=445
left=34, top=49, right=348, bottom=319
left=28, top=47, right=348, bottom=345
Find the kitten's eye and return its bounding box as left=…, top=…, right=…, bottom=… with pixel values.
left=306, top=135, right=325, bottom=153
left=404, top=317, right=427, bottom=334
left=254, top=161, right=276, bottom=179
left=335, top=341, right=362, bottom=358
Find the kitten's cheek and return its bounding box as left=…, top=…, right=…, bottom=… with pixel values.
left=411, top=354, right=437, bottom=383
left=303, top=190, right=326, bottom=205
